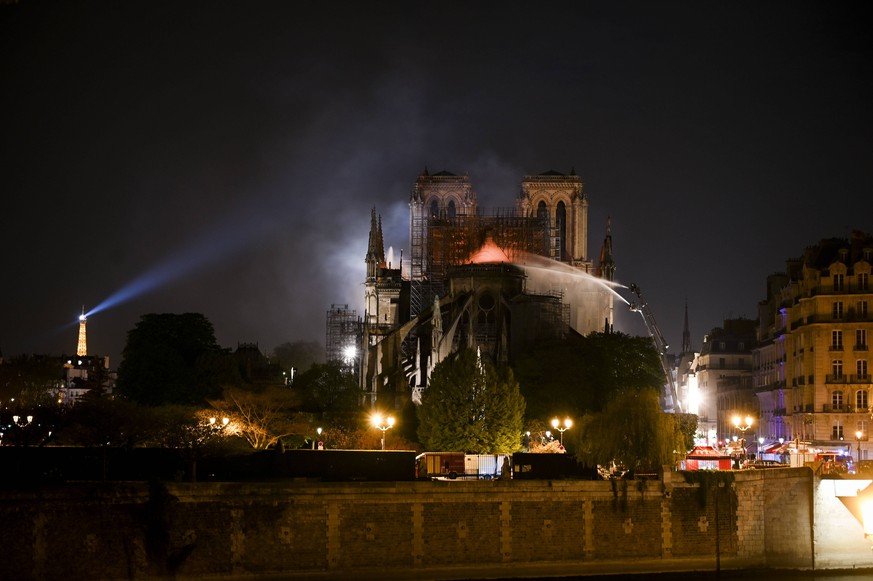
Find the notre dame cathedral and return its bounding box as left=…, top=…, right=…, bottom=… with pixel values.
left=328, top=168, right=616, bottom=410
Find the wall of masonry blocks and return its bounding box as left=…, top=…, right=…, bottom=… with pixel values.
left=4, top=467, right=869, bottom=580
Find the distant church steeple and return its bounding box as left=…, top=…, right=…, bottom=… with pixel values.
left=596, top=216, right=616, bottom=281
left=76, top=306, right=87, bottom=357
left=681, top=300, right=692, bottom=355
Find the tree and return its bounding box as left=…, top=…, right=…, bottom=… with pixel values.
left=417, top=348, right=525, bottom=453
left=572, top=389, right=683, bottom=473
left=209, top=386, right=307, bottom=449
left=272, top=341, right=325, bottom=377
left=294, top=362, right=361, bottom=414
left=513, top=331, right=664, bottom=421
left=0, top=354, right=63, bottom=406
left=116, top=313, right=240, bottom=406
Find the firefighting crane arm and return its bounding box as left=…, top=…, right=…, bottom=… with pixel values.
left=627, top=283, right=681, bottom=413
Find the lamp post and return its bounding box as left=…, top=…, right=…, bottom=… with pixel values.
left=371, top=413, right=395, bottom=450
left=11, top=415, right=34, bottom=446
left=857, top=430, right=864, bottom=469
left=551, top=417, right=573, bottom=445
left=313, top=427, right=323, bottom=450
left=732, top=414, right=753, bottom=465
left=209, top=416, right=230, bottom=430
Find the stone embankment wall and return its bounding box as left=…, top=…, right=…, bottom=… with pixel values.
left=0, top=468, right=853, bottom=581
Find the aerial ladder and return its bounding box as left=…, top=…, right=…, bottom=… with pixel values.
left=627, top=283, right=681, bottom=413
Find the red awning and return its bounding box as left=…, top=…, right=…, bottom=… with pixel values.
left=687, top=445, right=731, bottom=460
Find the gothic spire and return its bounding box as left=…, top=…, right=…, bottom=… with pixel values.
left=596, top=216, right=616, bottom=281
left=681, top=299, right=692, bottom=355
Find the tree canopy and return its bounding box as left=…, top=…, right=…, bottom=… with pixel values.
left=116, top=313, right=240, bottom=406
left=294, top=362, right=361, bottom=414
left=417, top=348, right=525, bottom=453
left=513, top=331, right=665, bottom=421
left=571, top=389, right=686, bottom=472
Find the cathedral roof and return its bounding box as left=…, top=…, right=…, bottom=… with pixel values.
left=468, top=236, right=510, bottom=264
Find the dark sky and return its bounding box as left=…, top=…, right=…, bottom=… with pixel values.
left=2, top=1, right=872, bottom=368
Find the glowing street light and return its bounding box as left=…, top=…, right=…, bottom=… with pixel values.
left=551, top=417, right=573, bottom=445
left=732, top=414, right=754, bottom=464
left=313, top=426, right=323, bottom=450
left=12, top=415, right=34, bottom=426
left=209, top=416, right=230, bottom=429
left=371, top=413, right=395, bottom=450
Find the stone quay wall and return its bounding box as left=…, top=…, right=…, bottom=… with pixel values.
left=0, top=468, right=834, bottom=580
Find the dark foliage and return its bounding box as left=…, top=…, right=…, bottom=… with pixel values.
left=116, top=313, right=241, bottom=406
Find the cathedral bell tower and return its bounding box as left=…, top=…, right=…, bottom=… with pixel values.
left=517, top=169, right=591, bottom=270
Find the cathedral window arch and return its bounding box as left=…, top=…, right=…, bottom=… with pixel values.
left=447, top=200, right=456, bottom=218
left=430, top=199, right=439, bottom=217
left=556, top=201, right=567, bottom=261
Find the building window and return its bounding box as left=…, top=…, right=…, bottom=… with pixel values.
left=833, top=330, right=843, bottom=349
left=859, top=360, right=869, bottom=380
left=858, top=419, right=869, bottom=438
left=857, top=390, right=869, bottom=411
left=833, top=390, right=844, bottom=410
left=860, top=301, right=869, bottom=320
left=833, top=359, right=844, bottom=378
left=430, top=199, right=439, bottom=217
left=719, top=357, right=726, bottom=369
left=834, top=273, right=845, bottom=291
left=832, top=420, right=844, bottom=440
left=834, top=302, right=844, bottom=320
left=865, top=248, right=873, bottom=262
left=860, top=273, right=870, bottom=291
left=858, top=329, right=868, bottom=349
left=447, top=200, right=456, bottom=218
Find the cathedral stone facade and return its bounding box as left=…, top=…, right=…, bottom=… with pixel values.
left=358, top=168, right=615, bottom=410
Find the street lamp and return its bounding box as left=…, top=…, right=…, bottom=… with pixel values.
left=12, top=415, right=34, bottom=426
left=857, top=430, right=864, bottom=467
left=551, top=417, right=573, bottom=445
left=313, top=427, right=323, bottom=450
left=209, top=416, right=230, bottom=429
left=371, top=413, right=395, bottom=450
left=732, top=414, right=753, bottom=465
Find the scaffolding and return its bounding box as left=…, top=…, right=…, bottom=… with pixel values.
left=410, top=209, right=549, bottom=320
left=325, top=304, right=361, bottom=376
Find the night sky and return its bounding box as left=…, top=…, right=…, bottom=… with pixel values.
left=2, top=1, right=872, bottom=368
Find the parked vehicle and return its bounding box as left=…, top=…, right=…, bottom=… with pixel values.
left=416, top=452, right=510, bottom=480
